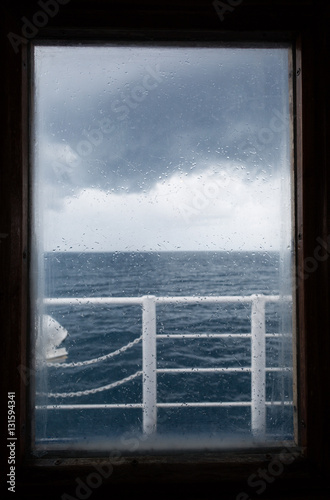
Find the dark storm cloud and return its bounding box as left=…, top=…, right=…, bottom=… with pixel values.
left=36, top=46, right=290, bottom=197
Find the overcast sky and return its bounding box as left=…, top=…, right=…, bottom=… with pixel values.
left=33, top=45, right=292, bottom=252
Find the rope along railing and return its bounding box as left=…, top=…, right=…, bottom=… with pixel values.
left=39, top=294, right=292, bottom=438
left=46, top=371, right=143, bottom=398
left=47, top=335, right=142, bottom=368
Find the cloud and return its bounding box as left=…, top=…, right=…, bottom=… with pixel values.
left=34, top=45, right=291, bottom=251
left=43, top=163, right=285, bottom=252
left=35, top=46, right=290, bottom=200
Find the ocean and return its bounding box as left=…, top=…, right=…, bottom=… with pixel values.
left=35, top=251, right=294, bottom=451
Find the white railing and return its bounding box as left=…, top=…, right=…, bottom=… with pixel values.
left=41, top=294, right=292, bottom=439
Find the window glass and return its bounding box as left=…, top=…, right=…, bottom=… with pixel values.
left=32, top=45, right=293, bottom=452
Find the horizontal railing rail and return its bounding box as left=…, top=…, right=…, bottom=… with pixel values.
left=39, top=294, right=293, bottom=438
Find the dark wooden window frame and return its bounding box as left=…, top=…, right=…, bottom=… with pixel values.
left=1, top=1, right=329, bottom=499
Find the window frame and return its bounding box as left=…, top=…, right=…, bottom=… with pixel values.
left=1, top=1, right=329, bottom=498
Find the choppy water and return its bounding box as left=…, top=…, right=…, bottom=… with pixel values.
left=35, top=251, right=293, bottom=450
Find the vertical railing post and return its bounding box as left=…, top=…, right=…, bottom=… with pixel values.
left=142, top=295, right=157, bottom=435
left=251, top=294, right=266, bottom=439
